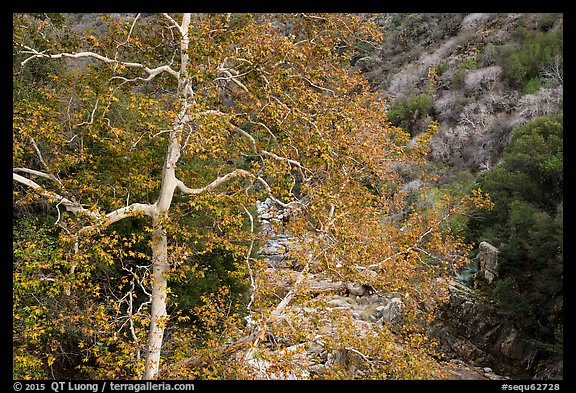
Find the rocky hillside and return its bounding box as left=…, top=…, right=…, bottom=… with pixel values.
left=360, top=13, right=563, bottom=180
left=357, top=12, right=563, bottom=380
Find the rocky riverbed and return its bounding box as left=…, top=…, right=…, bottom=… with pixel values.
left=251, top=198, right=524, bottom=380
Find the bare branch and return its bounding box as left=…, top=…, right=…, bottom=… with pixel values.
left=117, top=13, right=141, bottom=49
left=20, top=45, right=179, bottom=81
left=176, top=169, right=251, bottom=195
left=76, top=98, right=99, bottom=128
left=252, top=177, right=293, bottom=208
left=109, top=72, right=168, bottom=85
left=13, top=172, right=99, bottom=219
left=236, top=200, right=257, bottom=310
left=540, top=55, right=563, bottom=85
left=161, top=12, right=192, bottom=56
left=13, top=172, right=155, bottom=229
left=151, top=129, right=172, bottom=138
left=261, top=150, right=308, bottom=173
left=270, top=261, right=310, bottom=321
left=29, top=137, right=52, bottom=172
left=176, top=168, right=295, bottom=208
left=229, top=123, right=259, bottom=154
left=216, top=58, right=250, bottom=93
left=54, top=199, right=63, bottom=226
left=103, top=203, right=156, bottom=226
left=247, top=118, right=277, bottom=141
left=216, top=68, right=250, bottom=93
left=130, top=132, right=147, bottom=150
left=162, top=13, right=183, bottom=34
left=300, top=76, right=336, bottom=96
left=13, top=167, right=58, bottom=183
left=299, top=13, right=328, bottom=21
left=199, top=110, right=309, bottom=173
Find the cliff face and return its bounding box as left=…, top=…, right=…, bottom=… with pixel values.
left=429, top=243, right=562, bottom=380
left=429, top=283, right=537, bottom=379
left=361, top=13, right=563, bottom=179
left=429, top=282, right=563, bottom=379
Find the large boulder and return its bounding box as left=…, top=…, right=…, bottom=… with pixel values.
left=468, top=241, right=499, bottom=287
left=477, top=241, right=499, bottom=284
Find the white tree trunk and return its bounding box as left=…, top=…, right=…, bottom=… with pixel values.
left=141, top=14, right=191, bottom=379
left=143, top=218, right=170, bottom=380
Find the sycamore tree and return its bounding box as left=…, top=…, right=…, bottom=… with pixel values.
left=13, top=13, right=492, bottom=380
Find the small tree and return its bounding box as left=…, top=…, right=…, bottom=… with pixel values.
left=13, top=13, right=490, bottom=379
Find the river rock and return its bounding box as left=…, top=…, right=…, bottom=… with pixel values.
left=346, top=282, right=369, bottom=296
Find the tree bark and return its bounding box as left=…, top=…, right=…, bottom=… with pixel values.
left=143, top=217, right=170, bottom=380
left=142, top=15, right=191, bottom=378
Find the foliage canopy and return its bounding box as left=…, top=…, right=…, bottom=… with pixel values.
left=13, top=13, right=490, bottom=380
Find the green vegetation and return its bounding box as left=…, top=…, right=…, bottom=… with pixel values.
left=464, top=113, right=563, bottom=343
left=387, top=93, right=434, bottom=136
left=435, top=61, right=448, bottom=77
left=498, top=25, right=563, bottom=91
left=452, top=58, right=477, bottom=90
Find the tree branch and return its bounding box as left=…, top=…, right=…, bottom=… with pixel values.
left=161, top=13, right=182, bottom=32
left=117, top=13, right=141, bottom=49
left=270, top=261, right=310, bottom=320
left=13, top=172, right=99, bottom=218
left=176, top=168, right=295, bottom=209
left=176, top=168, right=251, bottom=195
left=103, top=203, right=156, bottom=226
left=252, top=177, right=293, bottom=208
left=13, top=172, right=155, bottom=229
left=300, top=76, right=336, bottom=96
left=13, top=167, right=59, bottom=183
left=215, top=69, right=251, bottom=93
left=20, top=45, right=179, bottom=81
left=236, top=200, right=257, bottom=311
left=199, top=110, right=309, bottom=174
left=29, top=137, right=50, bottom=170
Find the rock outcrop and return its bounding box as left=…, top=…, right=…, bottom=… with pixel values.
left=474, top=241, right=499, bottom=285
left=428, top=280, right=541, bottom=379
left=428, top=242, right=559, bottom=379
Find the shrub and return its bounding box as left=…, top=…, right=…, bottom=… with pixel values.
left=501, top=26, right=563, bottom=90
left=491, top=277, right=537, bottom=332
left=387, top=93, right=434, bottom=136
left=452, top=58, right=477, bottom=89
left=523, top=77, right=545, bottom=94
left=463, top=65, right=502, bottom=92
